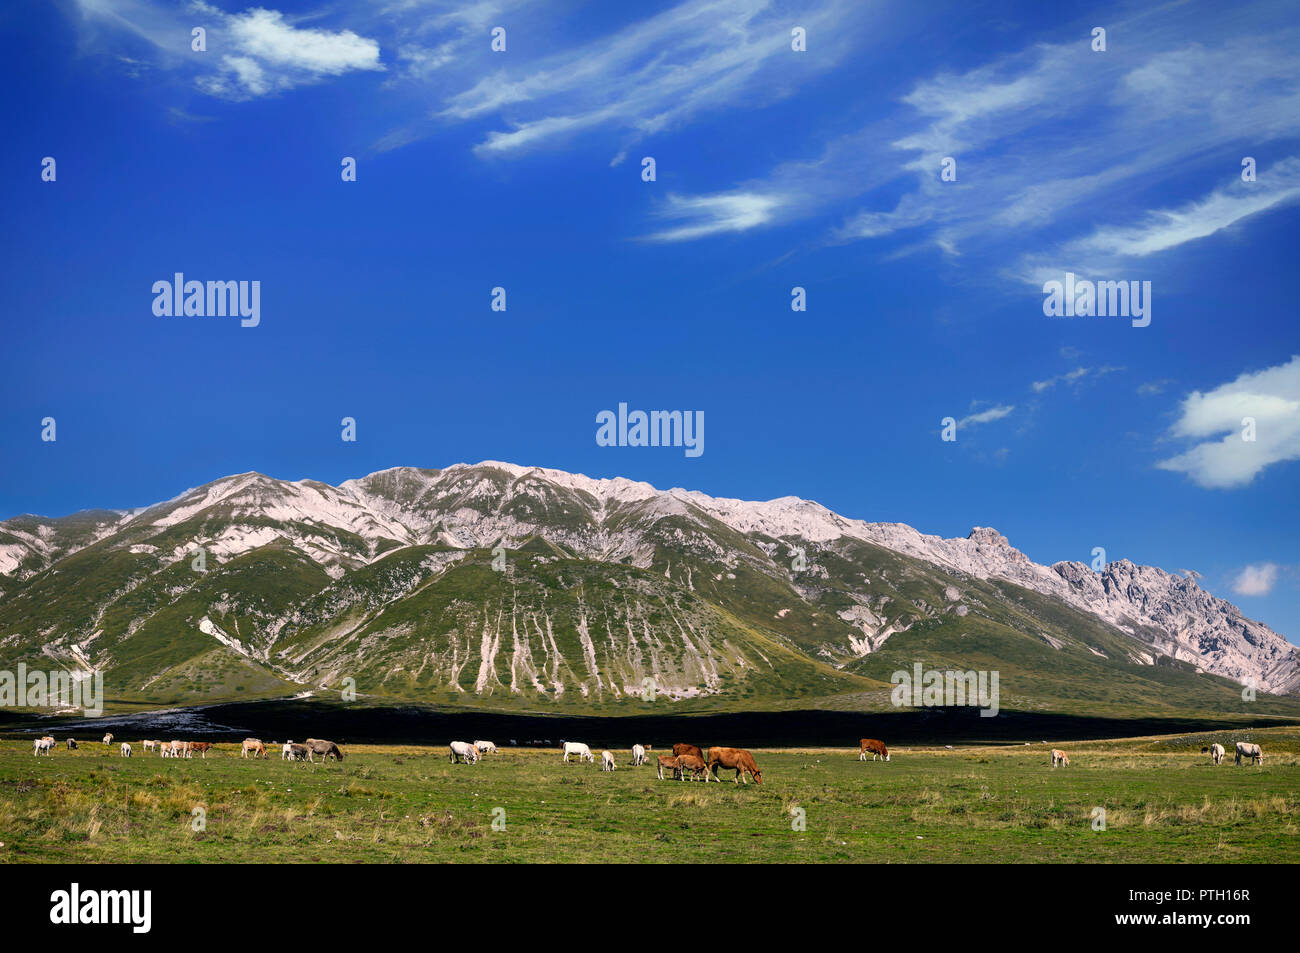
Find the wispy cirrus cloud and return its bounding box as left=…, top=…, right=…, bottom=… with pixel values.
left=425, top=0, right=862, bottom=158
left=646, top=0, right=1300, bottom=270
left=1156, top=355, right=1300, bottom=489
left=957, top=404, right=1015, bottom=429
left=643, top=191, right=786, bottom=242
left=1019, top=157, right=1300, bottom=283
left=1031, top=365, right=1123, bottom=394
left=1138, top=379, right=1175, bottom=397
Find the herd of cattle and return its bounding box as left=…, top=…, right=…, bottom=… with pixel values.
left=25, top=733, right=1268, bottom=771
left=444, top=739, right=764, bottom=782
left=29, top=733, right=345, bottom=762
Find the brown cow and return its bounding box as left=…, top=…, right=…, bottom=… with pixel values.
left=858, top=738, right=890, bottom=762
left=708, top=746, right=762, bottom=784
left=241, top=738, right=267, bottom=759
left=191, top=742, right=214, bottom=759
left=656, top=755, right=683, bottom=781
left=672, top=743, right=704, bottom=762
left=676, top=753, right=709, bottom=781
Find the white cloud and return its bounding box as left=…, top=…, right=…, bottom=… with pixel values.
left=226, top=8, right=381, bottom=75
left=382, top=0, right=858, bottom=160
left=643, top=192, right=784, bottom=242
left=1138, top=379, right=1174, bottom=397
left=198, top=6, right=383, bottom=99
left=645, top=3, right=1300, bottom=266
left=1156, top=355, right=1300, bottom=488
left=1030, top=366, right=1123, bottom=393
left=1062, top=157, right=1300, bottom=262
left=958, top=404, right=1015, bottom=428
left=361, top=0, right=863, bottom=160
left=75, top=1, right=384, bottom=100
left=1231, top=563, right=1279, bottom=596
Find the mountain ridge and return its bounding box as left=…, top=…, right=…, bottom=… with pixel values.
left=1, top=461, right=1295, bottom=711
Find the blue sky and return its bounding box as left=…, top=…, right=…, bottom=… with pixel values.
left=3, top=0, right=1299, bottom=638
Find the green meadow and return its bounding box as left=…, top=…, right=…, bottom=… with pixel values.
left=1, top=728, right=1297, bottom=863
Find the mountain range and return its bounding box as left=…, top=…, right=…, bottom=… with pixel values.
left=1, top=461, right=1297, bottom=719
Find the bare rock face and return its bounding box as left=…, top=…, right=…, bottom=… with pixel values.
left=851, top=517, right=1299, bottom=694
left=1051, top=560, right=1300, bottom=694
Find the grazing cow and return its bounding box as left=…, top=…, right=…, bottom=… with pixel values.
left=1051, top=749, right=1070, bottom=768
left=191, top=742, right=213, bottom=759
left=120, top=742, right=132, bottom=758
left=66, top=739, right=78, bottom=751
left=241, top=738, right=267, bottom=759
left=142, top=740, right=157, bottom=753
left=858, top=739, right=890, bottom=762
left=102, top=733, right=114, bottom=746
left=1235, top=742, right=1263, bottom=766
left=475, top=740, right=497, bottom=755
left=708, top=747, right=762, bottom=784
left=672, top=743, right=704, bottom=762
left=656, top=755, right=683, bottom=781
left=288, top=743, right=312, bottom=762
left=1202, top=744, right=1225, bottom=765
left=449, top=741, right=479, bottom=764
left=282, top=741, right=294, bottom=760
left=631, top=744, right=648, bottom=766
left=601, top=750, right=616, bottom=771
left=33, top=737, right=54, bottom=756
left=676, top=753, right=709, bottom=781
left=158, top=741, right=174, bottom=758
left=562, top=741, right=594, bottom=763
left=305, top=739, right=344, bottom=763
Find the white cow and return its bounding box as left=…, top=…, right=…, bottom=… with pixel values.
left=1235, top=742, right=1263, bottom=766
left=449, top=741, right=480, bottom=764
left=102, top=733, right=114, bottom=746
left=1050, top=749, right=1070, bottom=768
left=474, top=740, right=497, bottom=755
left=282, top=741, right=294, bottom=760
left=33, top=738, right=54, bottom=756
left=120, top=742, right=132, bottom=758
left=562, top=741, right=594, bottom=763
left=1203, top=743, right=1225, bottom=765
left=601, top=750, right=616, bottom=771
left=631, top=744, right=648, bottom=766
left=158, top=741, right=173, bottom=758
left=142, top=739, right=157, bottom=753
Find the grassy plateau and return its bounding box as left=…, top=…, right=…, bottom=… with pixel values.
left=0, top=726, right=1297, bottom=863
